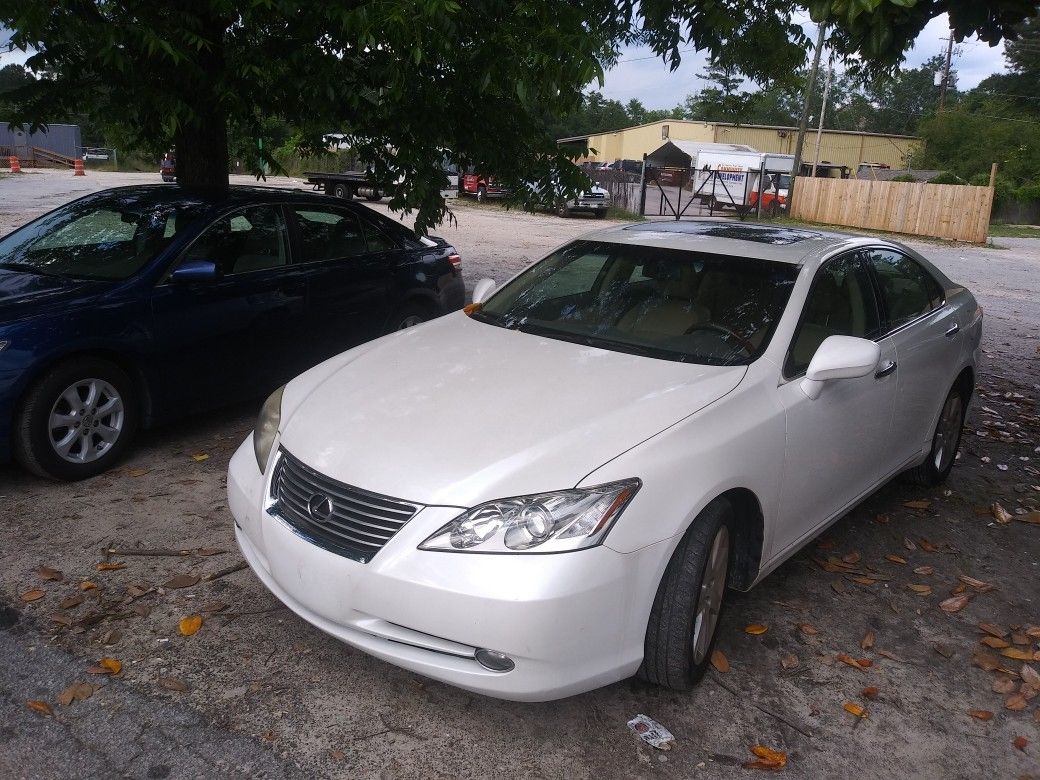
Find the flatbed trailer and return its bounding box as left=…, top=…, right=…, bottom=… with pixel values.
left=304, top=171, right=384, bottom=201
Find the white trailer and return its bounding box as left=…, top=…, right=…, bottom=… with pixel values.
left=694, top=150, right=794, bottom=212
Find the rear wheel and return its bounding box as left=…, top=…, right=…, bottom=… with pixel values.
left=386, top=301, right=434, bottom=332
left=556, top=201, right=570, bottom=218
left=333, top=183, right=350, bottom=199
left=476, top=185, right=488, bottom=203
left=903, top=386, right=966, bottom=486
left=638, top=499, right=732, bottom=690
left=15, top=357, right=139, bottom=480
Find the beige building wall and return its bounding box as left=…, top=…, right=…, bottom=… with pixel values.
left=572, top=120, right=918, bottom=172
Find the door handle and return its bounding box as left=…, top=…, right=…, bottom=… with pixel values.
left=875, top=360, right=897, bottom=378
left=944, top=323, right=960, bottom=338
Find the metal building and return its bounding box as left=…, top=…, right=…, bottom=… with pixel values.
left=0, top=123, right=83, bottom=165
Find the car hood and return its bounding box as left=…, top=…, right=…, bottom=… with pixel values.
left=279, top=314, right=746, bottom=508
left=0, top=269, right=108, bottom=320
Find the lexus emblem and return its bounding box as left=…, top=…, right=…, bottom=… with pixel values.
left=307, top=493, right=334, bottom=523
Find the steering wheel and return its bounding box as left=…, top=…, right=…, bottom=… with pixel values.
left=683, top=322, right=756, bottom=356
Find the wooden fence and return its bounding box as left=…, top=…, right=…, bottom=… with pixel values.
left=790, top=177, right=995, bottom=243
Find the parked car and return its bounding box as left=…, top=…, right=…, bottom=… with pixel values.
left=0, top=185, right=464, bottom=480
left=557, top=183, right=611, bottom=218
left=160, top=154, right=176, bottom=182
left=229, top=220, right=980, bottom=701
left=460, top=172, right=509, bottom=201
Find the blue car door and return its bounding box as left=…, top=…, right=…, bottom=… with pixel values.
left=147, top=204, right=309, bottom=418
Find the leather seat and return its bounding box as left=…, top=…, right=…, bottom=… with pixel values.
left=616, top=263, right=708, bottom=338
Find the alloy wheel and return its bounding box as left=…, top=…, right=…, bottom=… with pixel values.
left=48, top=378, right=125, bottom=464
left=932, top=393, right=963, bottom=472
left=691, top=525, right=729, bottom=664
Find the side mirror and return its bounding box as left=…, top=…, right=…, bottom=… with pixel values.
left=170, top=259, right=219, bottom=283
left=800, top=335, right=881, bottom=400
left=472, top=278, right=497, bottom=305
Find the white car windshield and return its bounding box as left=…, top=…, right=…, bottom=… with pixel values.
left=475, top=240, right=798, bottom=366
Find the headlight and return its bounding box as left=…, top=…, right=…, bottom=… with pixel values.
left=419, top=479, right=640, bottom=553
left=253, top=385, right=285, bottom=473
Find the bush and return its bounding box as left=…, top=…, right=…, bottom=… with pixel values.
left=928, top=171, right=964, bottom=185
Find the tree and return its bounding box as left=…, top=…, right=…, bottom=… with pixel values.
left=2, top=0, right=1033, bottom=231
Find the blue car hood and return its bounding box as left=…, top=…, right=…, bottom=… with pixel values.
left=0, top=269, right=110, bottom=321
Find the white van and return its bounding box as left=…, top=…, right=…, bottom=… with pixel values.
left=694, top=151, right=794, bottom=212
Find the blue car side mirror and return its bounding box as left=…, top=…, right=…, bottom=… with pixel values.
left=170, top=260, right=220, bottom=283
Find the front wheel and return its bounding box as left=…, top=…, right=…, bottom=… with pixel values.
left=476, top=185, right=488, bottom=203
left=15, top=357, right=139, bottom=480
left=386, top=302, right=433, bottom=332
left=638, top=499, right=732, bottom=690
left=333, top=183, right=351, bottom=199
left=903, top=385, right=966, bottom=486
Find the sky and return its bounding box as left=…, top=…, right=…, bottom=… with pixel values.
left=596, top=13, right=1008, bottom=109
left=2, top=12, right=1010, bottom=109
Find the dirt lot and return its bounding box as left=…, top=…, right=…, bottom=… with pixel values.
left=1, top=171, right=1039, bottom=779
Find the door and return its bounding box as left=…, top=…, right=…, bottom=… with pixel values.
left=287, top=205, right=395, bottom=364
left=774, top=252, right=897, bottom=554
left=148, top=205, right=309, bottom=416
left=864, top=248, right=961, bottom=474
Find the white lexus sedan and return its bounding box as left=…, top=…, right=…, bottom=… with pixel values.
left=228, top=221, right=982, bottom=701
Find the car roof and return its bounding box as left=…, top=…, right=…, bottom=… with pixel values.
left=74, top=184, right=347, bottom=210
left=583, top=220, right=863, bottom=265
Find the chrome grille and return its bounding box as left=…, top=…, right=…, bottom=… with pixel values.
left=580, top=192, right=606, bottom=200
left=270, top=449, right=421, bottom=563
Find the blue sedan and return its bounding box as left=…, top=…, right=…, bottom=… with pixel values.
left=0, top=185, right=465, bottom=479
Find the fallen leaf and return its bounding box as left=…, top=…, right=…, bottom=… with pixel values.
left=979, top=623, right=1009, bottom=638
left=940, top=594, right=971, bottom=613
left=178, top=615, right=203, bottom=636
left=862, top=687, right=879, bottom=699
left=126, top=466, right=150, bottom=477
left=982, top=636, right=1011, bottom=649
left=877, top=649, right=904, bottom=662
left=951, top=583, right=967, bottom=595
left=851, top=576, right=877, bottom=586
left=20, top=589, right=45, bottom=602
left=79, top=580, right=97, bottom=590
left=842, top=551, right=861, bottom=565
left=843, top=702, right=868, bottom=718
left=781, top=653, right=799, bottom=670
left=163, top=574, right=200, bottom=590
left=993, top=677, right=1018, bottom=694
left=861, top=630, right=876, bottom=651
left=1012, top=633, right=1029, bottom=646
left=97, top=658, right=122, bottom=675
left=831, top=579, right=846, bottom=594
left=973, top=652, right=1002, bottom=671
left=904, top=500, right=931, bottom=510
left=710, top=650, right=730, bottom=673
left=158, top=676, right=188, bottom=692
left=1013, top=736, right=1028, bottom=751
left=50, top=612, right=72, bottom=627
left=101, top=629, right=122, bottom=646
left=959, top=575, right=996, bottom=593
left=96, top=562, right=125, bottom=571
left=1017, top=511, right=1040, bottom=525
left=885, top=554, right=907, bottom=565
left=837, top=653, right=868, bottom=671
left=991, top=502, right=1014, bottom=524
left=1006, top=694, right=1028, bottom=711
left=200, top=601, right=229, bottom=613
left=191, top=452, right=210, bottom=462
left=744, top=745, right=787, bottom=771
left=1002, top=648, right=1035, bottom=661
left=907, top=584, right=932, bottom=595
left=918, top=538, right=939, bottom=553
left=798, top=623, right=819, bottom=635
left=60, top=593, right=85, bottom=609
left=38, top=566, right=63, bottom=582
left=27, top=700, right=53, bottom=717
left=903, top=537, right=917, bottom=551
left=934, top=643, right=955, bottom=659
left=913, top=565, right=935, bottom=576
left=968, top=709, right=994, bottom=721
left=744, top=624, right=768, bottom=635
left=58, top=682, right=95, bottom=706
left=1021, top=665, right=1040, bottom=687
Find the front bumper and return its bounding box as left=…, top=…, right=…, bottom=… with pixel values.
left=228, top=439, right=658, bottom=701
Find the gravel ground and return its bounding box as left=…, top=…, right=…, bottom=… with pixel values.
left=1, top=170, right=1039, bottom=779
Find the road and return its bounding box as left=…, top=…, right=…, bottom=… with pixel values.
left=1, top=170, right=1039, bottom=779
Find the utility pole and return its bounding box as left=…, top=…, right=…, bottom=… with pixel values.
left=938, top=33, right=954, bottom=112
left=789, top=23, right=826, bottom=214
left=811, top=58, right=833, bottom=177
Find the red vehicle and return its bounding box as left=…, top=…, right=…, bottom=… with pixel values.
left=460, top=173, right=509, bottom=201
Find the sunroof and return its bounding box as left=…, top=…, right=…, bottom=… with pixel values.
left=624, top=221, right=821, bottom=245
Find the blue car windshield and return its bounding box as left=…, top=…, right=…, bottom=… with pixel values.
left=0, top=193, right=207, bottom=281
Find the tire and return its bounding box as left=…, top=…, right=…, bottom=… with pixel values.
left=638, top=498, right=733, bottom=690
left=386, top=301, right=434, bottom=333
left=902, top=385, right=967, bottom=486
left=333, top=183, right=350, bottom=199
left=476, top=185, right=488, bottom=203
left=14, top=357, right=139, bottom=481
left=556, top=202, right=570, bottom=218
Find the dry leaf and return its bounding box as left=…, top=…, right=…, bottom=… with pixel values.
left=959, top=575, right=996, bottom=593
left=907, top=584, right=932, bottom=595
left=831, top=579, right=846, bottom=594
left=904, top=500, right=931, bottom=510
left=940, top=594, right=971, bottom=613
left=798, top=623, right=818, bottom=635
left=79, top=580, right=97, bottom=590
left=1013, top=736, right=1028, bottom=751
left=178, top=615, right=203, bottom=636
left=1017, top=511, right=1040, bottom=525
left=843, top=702, right=868, bottom=718
left=951, top=583, right=967, bottom=595
left=20, top=589, right=45, bottom=602
left=837, top=653, right=868, bottom=671
left=991, top=502, right=1014, bottom=524
left=1012, top=632, right=1029, bottom=646
left=158, top=676, right=187, bottom=692
left=861, top=630, right=876, bottom=651
left=913, top=565, right=935, bottom=576
left=60, top=593, right=85, bottom=609
left=58, top=682, right=95, bottom=706
left=163, top=573, right=200, bottom=590
left=191, top=452, right=210, bottom=462
left=851, top=576, right=877, bottom=586
left=744, top=624, right=768, bottom=635
left=979, top=623, right=1009, bottom=638
left=1021, top=665, right=1040, bottom=687
left=710, top=650, right=730, bottom=673
left=50, top=612, right=72, bottom=627
left=1002, top=648, right=1035, bottom=661
left=842, top=551, right=861, bottom=565
left=781, top=653, right=799, bottom=670
left=127, top=466, right=150, bottom=477
left=982, top=637, right=1011, bottom=649
left=27, top=700, right=53, bottom=717
left=968, top=709, right=994, bottom=721
left=885, top=554, right=907, bottom=565
left=862, top=686, right=879, bottom=699
left=38, top=566, right=63, bottom=582
left=918, top=538, right=939, bottom=553
left=934, top=643, right=954, bottom=659
left=876, top=649, right=904, bottom=662
left=903, top=537, right=917, bottom=551
left=1006, top=694, right=1028, bottom=711
left=96, top=562, right=125, bottom=571
left=973, top=652, right=1001, bottom=671
left=200, top=601, right=229, bottom=613
left=993, top=677, right=1018, bottom=694
left=744, top=745, right=787, bottom=771
left=92, top=658, right=121, bottom=675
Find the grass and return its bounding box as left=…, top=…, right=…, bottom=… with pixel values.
left=987, top=223, right=1040, bottom=239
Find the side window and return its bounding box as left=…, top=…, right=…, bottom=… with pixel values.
left=786, top=253, right=881, bottom=377
left=361, top=221, right=397, bottom=253
left=867, top=249, right=943, bottom=331
left=183, top=206, right=288, bottom=275
left=292, top=207, right=366, bottom=262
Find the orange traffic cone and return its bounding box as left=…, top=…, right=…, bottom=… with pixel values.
left=73, top=158, right=85, bottom=176
left=9, top=156, right=22, bottom=173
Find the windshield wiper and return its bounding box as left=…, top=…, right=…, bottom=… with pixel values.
left=0, top=262, right=63, bottom=278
